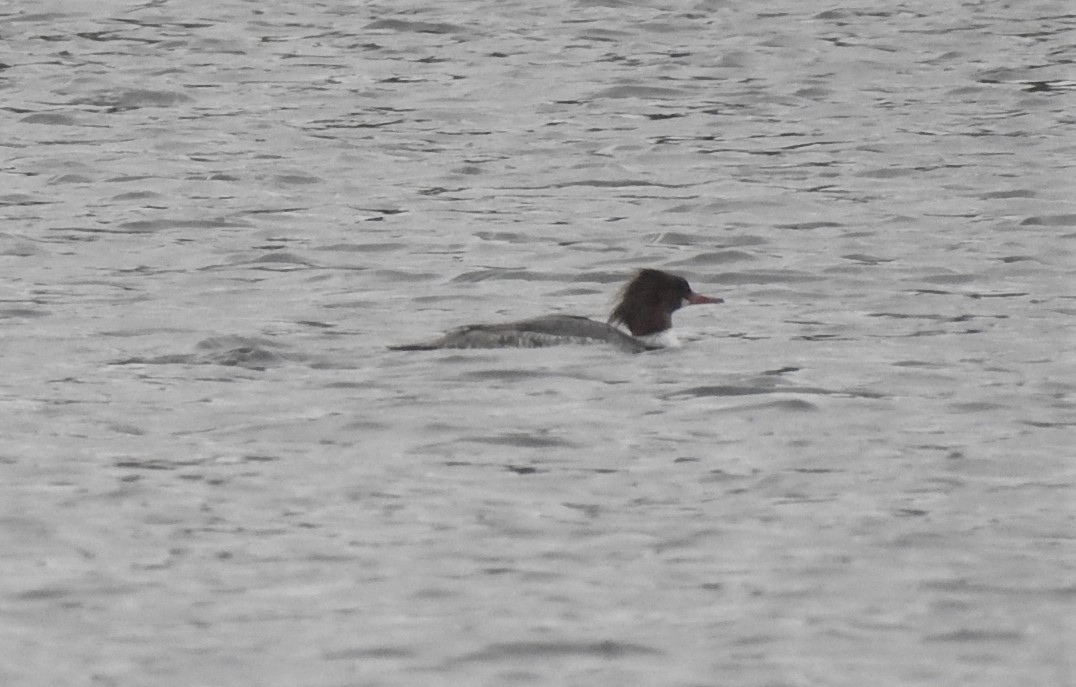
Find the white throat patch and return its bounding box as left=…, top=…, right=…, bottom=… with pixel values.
left=636, top=330, right=681, bottom=349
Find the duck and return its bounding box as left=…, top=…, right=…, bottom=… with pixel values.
left=390, top=269, right=722, bottom=353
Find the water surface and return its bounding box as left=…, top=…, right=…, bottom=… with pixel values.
left=2, top=1, right=1074, bottom=685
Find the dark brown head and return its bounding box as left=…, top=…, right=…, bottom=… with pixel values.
left=608, top=269, right=722, bottom=337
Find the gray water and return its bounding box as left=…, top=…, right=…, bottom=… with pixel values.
left=2, top=1, right=1074, bottom=685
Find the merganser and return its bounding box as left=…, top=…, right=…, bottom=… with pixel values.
left=390, top=269, right=722, bottom=353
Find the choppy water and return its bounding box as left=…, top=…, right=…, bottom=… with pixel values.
left=2, top=1, right=1074, bottom=685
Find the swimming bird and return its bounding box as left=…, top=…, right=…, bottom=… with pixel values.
left=390, top=269, right=722, bottom=353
